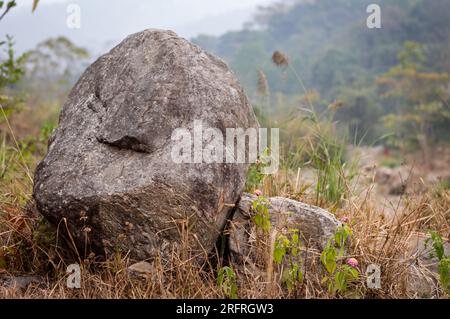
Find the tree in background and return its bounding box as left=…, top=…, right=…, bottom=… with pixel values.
left=378, top=41, right=450, bottom=169
left=0, top=1, right=24, bottom=115
left=21, top=37, right=90, bottom=101
left=0, top=0, right=39, bottom=116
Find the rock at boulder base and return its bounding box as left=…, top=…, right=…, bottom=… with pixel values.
left=228, top=193, right=340, bottom=264
left=33, top=29, right=258, bottom=261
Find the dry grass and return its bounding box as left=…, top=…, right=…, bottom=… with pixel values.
left=0, top=100, right=448, bottom=299
left=0, top=153, right=448, bottom=298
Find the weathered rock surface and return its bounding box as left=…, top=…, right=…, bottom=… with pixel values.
left=128, top=261, right=156, bottom=281
left=33, top=29, right=258, bottom=260
left=0, top=275, right=45, bottom=291
left=228, top=193, right=341, bottom=263
left=405, top=233, right=450, bottom=298
left=374, top=166, right=409, bottom=195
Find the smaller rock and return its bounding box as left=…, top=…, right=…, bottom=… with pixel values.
left=406, top=265, right=439, bottom=298
left=228, top=193, right=341, bottom=263
left=405, top=233, right=450, bottom=297
left=375, top=166, right=409, bottom=195
left=128, top=261, right=155, bottom=279
left=407, top=233, right=450, bottom=272
left=1, top=275, right=44, bottom=291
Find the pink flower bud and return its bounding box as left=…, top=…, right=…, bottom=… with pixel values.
left=347, top=257, right=358, bottom=268
left=340, top=216, right=349, bottom=223
left=254, top=189, right=263, bottom=197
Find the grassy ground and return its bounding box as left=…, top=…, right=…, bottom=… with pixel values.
left=0, top=102, right=448, bottom=298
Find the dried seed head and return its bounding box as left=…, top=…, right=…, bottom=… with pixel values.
left=79, top=210, right=88, bottom=221
left=125, top=221, right=134, bottom=230
left=328, top=100, right=344, bottom=110
left=257, top=69, right=269, bottom=96
left=82, top=226, right=92, bottom=233
left=272, top=50, right=289, bottom=67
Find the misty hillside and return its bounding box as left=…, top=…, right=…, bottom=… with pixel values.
left=194, top=0, right=450, bottom=97
left=193, top=0, right=450, bottom=143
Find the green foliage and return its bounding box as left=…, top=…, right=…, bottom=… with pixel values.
left=0, top=35, right=24, bottom=89
left=435, top=179, right=450, bottom=195
left=301, top=109, right=358, bottom=206
left=273, top=234, right=289, bottom=265
left=332, top=264, right=359, bottom=294
left=217, top=266, right=238, bottom=299
left=321, top=241, right=337, bottom=275
left=274, top=229, right=304, bottom=292
left=0, top=1, right=20, bottom=87
left=379, top=41, right=450, bottom=154
left=0, top=133, right=31, bottom=186
left=39, top=120, right=56, bottom=145
left=334, top=224, right=352, bottom=257
left=282, top=263, right=303, bottom=292
left=32, top=216, right=56, bottom=247
left=252, top=195, right=271, bottom=233
left=426, top=231, right=449, bottom=294
left=379, top=156, right=404, bottom=169
left=397, top=41, right=426, bottom=69
left=263, top=49, right=359, bottom=206
left=0, top=1, right=17, bottom=21
left=320, top=225, right=359, bottom=295
left=0, top=0, right=35, bottom=117
left=245, top=163, right=264, bottom=191
left=245, top=148, right=271, bottom=191
left=0, top=36, right=26, bottom=116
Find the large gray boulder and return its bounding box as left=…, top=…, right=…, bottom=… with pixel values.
left=33, top=29, right=258, bottom=260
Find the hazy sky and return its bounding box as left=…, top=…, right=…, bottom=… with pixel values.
left=2, top=0, right=275, bottom=54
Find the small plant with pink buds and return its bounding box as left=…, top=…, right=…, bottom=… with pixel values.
left=320, top=225, right=359, bottom=295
